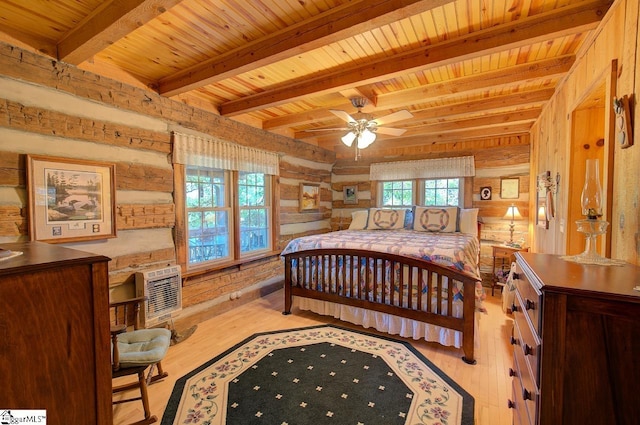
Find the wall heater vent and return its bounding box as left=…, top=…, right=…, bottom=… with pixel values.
left=135, top=266, right=182, bottom=328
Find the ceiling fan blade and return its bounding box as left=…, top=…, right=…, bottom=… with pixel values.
left=304, top=127, right=350, bottom=132
left=329, top=109, right=356, bottom=123
left=373, top=110, right=413, bottom=126
left=376, top=127, right=407, bottom=136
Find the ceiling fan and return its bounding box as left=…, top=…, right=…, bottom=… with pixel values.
left=306, top=97, right=413, bottom=159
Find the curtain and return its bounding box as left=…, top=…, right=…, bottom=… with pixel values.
left=370, top=156, right=475, bottom=180
left=172, top=131, right=279, bottom=175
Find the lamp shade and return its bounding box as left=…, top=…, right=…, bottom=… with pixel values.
left=357, top=129, right=376, bottom=149
left=341, top=131, right=356, bottom=147
left=503, top=204, right=523, bottom=222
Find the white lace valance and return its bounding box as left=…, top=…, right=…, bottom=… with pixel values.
left=172, top=132, right=279, bottom=175
left=370, top=156, right=475, bottom=180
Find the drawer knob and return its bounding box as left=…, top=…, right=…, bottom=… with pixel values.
left=522, top=388, right=532, bottom=401
left=523, top=344, right=533, bottom=356
left=510, top=336, right=518, bottom=346
left=508, top=368, right=517, bottom=377
left=525, top=298, right=536, bottom=310
left=508, top=399, right=515, bottom=409
left=511, top=303, right=518, bottom=312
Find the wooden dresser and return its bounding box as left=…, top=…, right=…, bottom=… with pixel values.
left=0, top=242, right=112, bottom=424
left=510, top=252, right=640, bottom=425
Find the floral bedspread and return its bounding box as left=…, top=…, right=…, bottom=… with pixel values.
left=281, top=229, right=481, bottom=280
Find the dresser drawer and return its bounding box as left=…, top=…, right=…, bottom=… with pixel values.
left=513, top=332, right=538, bottom=424
left=510, top=377, right=532, bottom=425
left=514, top=263, right=542, bottom=334
left=512, top=296, right=541, bottom=387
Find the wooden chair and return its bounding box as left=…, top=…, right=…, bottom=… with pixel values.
left=111, top=297, right=171, bottom=425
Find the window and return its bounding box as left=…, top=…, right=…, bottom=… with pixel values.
left=183, top=167, right=274, bottom=269
left=378, top=178, right=463, bottom=207
left=186, top=168, right=231, bottom=265
left=381, top=180, right=414, bottom=206
left=238, top=172, right=270, bottom=255
left=423, top=178, right=460, bottom=206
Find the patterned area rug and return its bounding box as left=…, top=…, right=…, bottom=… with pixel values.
left=161, top=325, right=474, bottom=425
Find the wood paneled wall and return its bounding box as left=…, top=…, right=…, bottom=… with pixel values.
left=530, top=0, right=640, bottom=263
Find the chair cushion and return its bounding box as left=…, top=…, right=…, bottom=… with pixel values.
left=117, top=328, right=171, bottom=368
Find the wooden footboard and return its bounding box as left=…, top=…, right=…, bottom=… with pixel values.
left=282, top=248, right=479, bottom=364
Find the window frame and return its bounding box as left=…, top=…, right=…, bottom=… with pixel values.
left=174, top=164, right=279, bottom=275
left=376, top=177, right=470, bottom=208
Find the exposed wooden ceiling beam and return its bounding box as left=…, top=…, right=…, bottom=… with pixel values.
left=373, top=55, right=574, bottom=111
left=157, top=0, right=456, bottom=96
left=263, top=56, right=571, bottom=131
left=219, top=0, right=611, bottom=116
left=58, top=0, right=183, bottom=64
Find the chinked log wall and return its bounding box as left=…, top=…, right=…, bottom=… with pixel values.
left=0, top=42, right=334, bottom=320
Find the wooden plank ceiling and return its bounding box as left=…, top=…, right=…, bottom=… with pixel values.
left=0, top=0, right=613, bottom=159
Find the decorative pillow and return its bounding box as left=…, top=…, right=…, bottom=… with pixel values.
left=413, top=206, right=459, bottom=232
left=459, top=208, right=479, bottom=236
left=348, top=210, right=369, bottom=230
left=366, top=208, right=406, bottom=230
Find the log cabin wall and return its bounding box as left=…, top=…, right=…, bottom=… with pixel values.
left=531, top=0, right=640, bottom=263
left=0, top=42, right=334, bottom=325
left=331, top=137, right=531, bottom=284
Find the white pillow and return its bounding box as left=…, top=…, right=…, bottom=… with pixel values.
left=413, top=206, right=459, bottom=232
left=348, top=210, right=369, bottom=230
left=459, top=208, right=479, bottom=236
left=366, top=208, right=406, bottom=230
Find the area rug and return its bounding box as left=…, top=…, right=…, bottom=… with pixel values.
left=161, top=325, right=474, bottom=425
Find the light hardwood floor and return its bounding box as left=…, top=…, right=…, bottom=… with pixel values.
left=113, top=289, right=514, bottom=425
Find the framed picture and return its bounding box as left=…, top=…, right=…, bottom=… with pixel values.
left=480, top=186, right=492, bottom=200
left=27, top=155, right=117, bottom=243
left=343, top=185, right=358, bottom=205
left=299, top=182, right=320, bottom=212
left=500, top=178, right=519, bottom=199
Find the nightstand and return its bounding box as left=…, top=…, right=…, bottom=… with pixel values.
left=491, top=244, right=528, bottom=295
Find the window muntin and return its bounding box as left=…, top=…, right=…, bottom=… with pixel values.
left=238, top=172, right=271, bottom=256
left=186, top=168, right=231, bottom=265
left=381, top=180, right=413, bottom=206
left=424, top=178, right=460, bottom=206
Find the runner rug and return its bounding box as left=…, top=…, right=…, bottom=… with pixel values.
left=161, top=325, right=474, bottom=425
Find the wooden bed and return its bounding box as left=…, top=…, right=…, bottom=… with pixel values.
left=281, top=225, right=483, bottom=364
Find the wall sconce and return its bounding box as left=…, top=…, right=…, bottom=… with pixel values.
left=613, top=95, right=633, bottom=149
left=503, top=203, right=522, bottom=244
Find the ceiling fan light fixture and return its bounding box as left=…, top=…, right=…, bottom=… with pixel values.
left=341, top=131, right=356, bottom=147
left=357, top=129, right=376, bottom=149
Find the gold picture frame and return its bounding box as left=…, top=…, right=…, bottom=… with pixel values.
left=299, top=183, right=320, bottom=212
left=27, top=155, right=117, bottom=243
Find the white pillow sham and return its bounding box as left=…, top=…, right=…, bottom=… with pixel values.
left=348, top=210, right=369, bottom=230
left=459, top=208, right=479, bottom=237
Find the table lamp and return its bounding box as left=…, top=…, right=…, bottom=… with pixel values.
left=503, top=204, right=522, bottom=244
